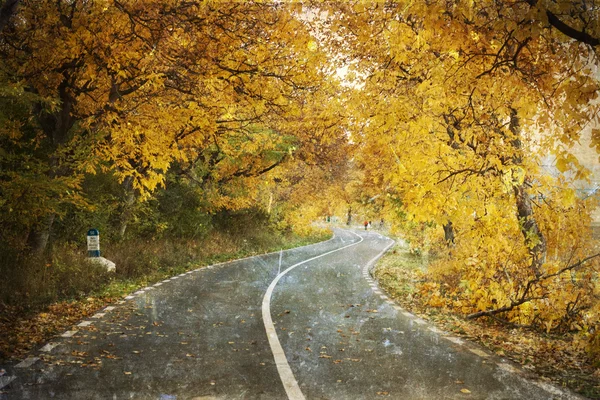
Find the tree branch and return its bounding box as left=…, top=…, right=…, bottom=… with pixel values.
left=545, top=10, right=599, bottom=47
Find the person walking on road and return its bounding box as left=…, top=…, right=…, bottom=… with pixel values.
left=364, top=221, right=368, bottom=230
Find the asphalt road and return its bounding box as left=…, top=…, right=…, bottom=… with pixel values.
left=0, top=229, right=583, bottom=399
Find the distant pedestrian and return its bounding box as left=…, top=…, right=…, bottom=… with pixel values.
left=364, top=221, right=368, bottom=230
left=368, top=221, right=372, bottom=229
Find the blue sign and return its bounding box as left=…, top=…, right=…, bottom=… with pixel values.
left=87, top=229, right=100, bottom=257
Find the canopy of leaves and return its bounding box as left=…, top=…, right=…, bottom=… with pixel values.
left=2, top=0, right=600, bottom=362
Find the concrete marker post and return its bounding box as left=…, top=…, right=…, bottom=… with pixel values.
left=86, top=228, right=116, bottom=272
left=87, top=228, right=100, bottom=257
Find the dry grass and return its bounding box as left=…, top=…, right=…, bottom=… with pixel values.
left=0, top=227, right=330, bottom=362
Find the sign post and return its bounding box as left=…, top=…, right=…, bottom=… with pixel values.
left=87, top=228, right=100, bottom=257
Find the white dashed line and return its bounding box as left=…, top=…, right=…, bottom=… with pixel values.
left=104, top=306, right=115, bottom=311
left=40, top=343, right=60, bottom=352
left=60, top=330, right=78, bottom=338
left=153, top=283, right=163, bottom=287
left=125, top=295, right=135, bottom=300
left=531, top=380, right=569, bottom=397
left=15, top=357, right=39, bottom=368
left=468, top=348, right=490, bottom=358
left=445, top=336, right=465, bottom=345
left=401, top=311, right=413, bottom=318
left=78, top=321, right=93, bottom=327
left=0, top=375, right=16, bottom=390
left=497, top=362, right=520, bottom=374
left=92, top=313, right=105, bottom=318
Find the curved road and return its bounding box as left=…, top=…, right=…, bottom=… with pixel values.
left=0, top=229, right=582, bottom=399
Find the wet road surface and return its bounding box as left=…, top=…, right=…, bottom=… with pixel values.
left=0, top=229, right=582, bottom=399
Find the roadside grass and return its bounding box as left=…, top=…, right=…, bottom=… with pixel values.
left=0, top=227, right=330, bottom=362
left=373, top=240, right=600, bottom=399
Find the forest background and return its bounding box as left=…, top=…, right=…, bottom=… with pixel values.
left=1, top=0, right=600, bottom=396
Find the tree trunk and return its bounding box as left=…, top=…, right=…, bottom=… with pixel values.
left=26, top=213, right=55, bottom=255
left=443, top=221, right=455, bottom=246
left=346, top=206, right=352, bottom=226
left=509, top=109, right=547, bottom=275
left=513, top=181, right=547, bottom=276
left=119, top=176, right=136, bottom=240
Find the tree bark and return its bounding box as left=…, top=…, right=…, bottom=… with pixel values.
left=118, top=176, right=136, bottom=240
left=509, top=109, right=547, bottom=275
left=443, top=221, right=455, bottom=246
left=26, top=213, right=55, bottom=255
left=346, top=206, right=352, bottom=226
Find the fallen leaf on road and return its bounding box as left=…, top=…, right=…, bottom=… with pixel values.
left=124, top=371, right=132, bottom=375
left=460, top=388, right=471, bottom=394
left=376, top=391, right=389, bottom=396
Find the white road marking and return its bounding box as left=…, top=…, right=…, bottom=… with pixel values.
left=0, top=375, right=16, bottom=390
left=402, top=311, right=413, bottom=318
left=468, top=348, right=490, bottom=358
left=104, top=306, right=115, bottom=311
left=262, top=230, right=395, bottom=400
left=125, top=295, right=135, bottom=300
left=92, top=313, right=105, bottom=318
left=153, top=283, right=163, bottom=287
left=262, top=231, right=366, bottom=400
left=60, top=330, right=77, bottom=338
left=497, top=362, right=520, bottom=374
left=531, top=380, right=571, bottom=398
left=278, top=249, right=283, bottom=275
left=445, top=336, right=465, bottom=345
left=78, top=321, right=92, bottom=327
left=15, top=357, right=39, bottom=368
left=40, top=343, right=60, bottom=352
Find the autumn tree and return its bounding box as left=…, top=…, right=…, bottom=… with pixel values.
left=318, top=0, right=600, bottom=338
left=0, top=0, right=342, bottom=251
